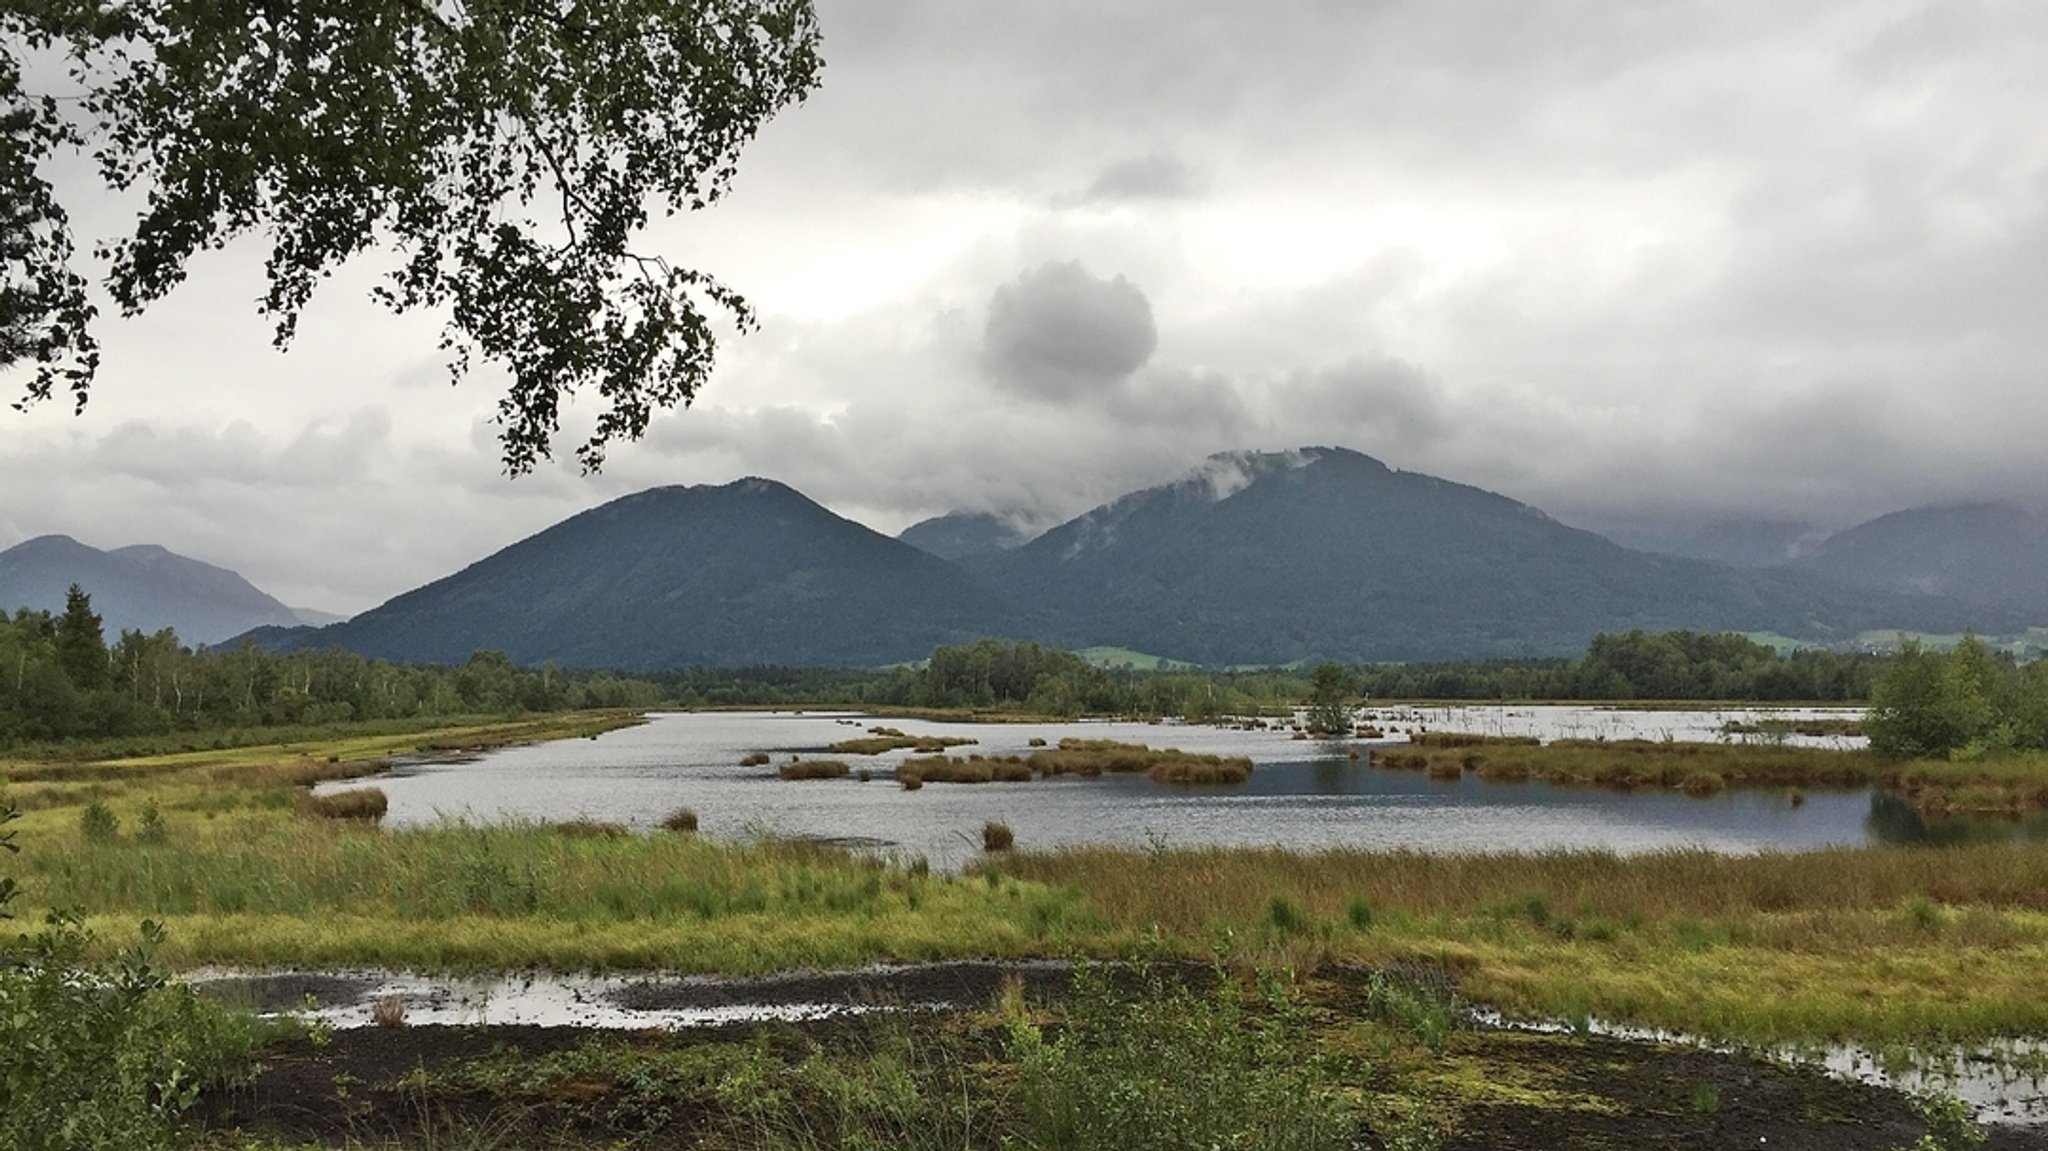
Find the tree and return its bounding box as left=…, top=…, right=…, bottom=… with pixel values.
left=52, top=584, right=107, bottom=692
left=2, top=1, right=822, bottom=472
left=1303, top=660, right=1354, bottom=736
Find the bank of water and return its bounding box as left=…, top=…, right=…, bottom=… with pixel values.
left=318, top=709, right=2044, bottom=870
left=202, top=964, right=2048, bottom=1127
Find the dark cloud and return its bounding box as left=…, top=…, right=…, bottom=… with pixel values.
left=981, top=262, right=1158, bottom=401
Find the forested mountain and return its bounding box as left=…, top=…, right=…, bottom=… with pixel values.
left=267, top=479, right=1012, bottom=668
left=1796, top=503, right=2048, bottom=617
left=897, top=512, right=1040, bottom=561
left=0, top=535, right=304, bottom=644
left=962, top=447, right=2000, bottom=664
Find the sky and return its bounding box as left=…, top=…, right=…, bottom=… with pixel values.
left=5, top=0, right=2046, bottom=614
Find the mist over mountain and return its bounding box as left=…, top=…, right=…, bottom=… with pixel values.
left=897, top=512, right=1042, bottom=561
left=1794, top=503, right=2048, bottom=618
left=1577, top=516, right=1827, bottom=570
left=266, top=479, right=1012, bottom=668
left=0, top=535, right=305, bottom=644
left=964, top=448, right=2001, bottom=664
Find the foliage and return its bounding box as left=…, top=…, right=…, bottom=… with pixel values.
left=0, top=804, right=260, bottom=1151
left=1867, top=637, right=2045, bottom=760
left=1896, top=1090, right=1986, bottom=1151
left=1304, top=660, right=1353, bottom=734
left=1006, top=959, right=1356, bottom=1151
left=0, top=589, right=662, bottom=747
left=3, top=0, right=822, bottom=471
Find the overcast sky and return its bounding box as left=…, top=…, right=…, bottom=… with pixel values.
left=5, top=0, right=2046, bottom=613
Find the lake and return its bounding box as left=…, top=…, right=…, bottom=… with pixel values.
left=337, top=708, right=2047, bottom=869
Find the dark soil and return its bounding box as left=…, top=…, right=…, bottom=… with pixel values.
left=193, top=963, right=2048, bottom=1151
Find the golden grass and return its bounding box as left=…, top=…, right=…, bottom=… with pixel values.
left=778, top=759, right=852, bottom=780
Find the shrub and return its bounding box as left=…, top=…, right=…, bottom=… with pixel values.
left=983, top=821, right=1015, bottom=852
left=1, top=805, right=262, bottom=1151
left=135, top=799, right=169, bottom=845
left=661, top=807, right=700, bottom=833
left=79, top=800, right=121, bottom=843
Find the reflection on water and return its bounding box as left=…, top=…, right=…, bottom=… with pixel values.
left=1864, top=790, right=2048, bottom=847
left=328, top=710, right=2002, bottom=870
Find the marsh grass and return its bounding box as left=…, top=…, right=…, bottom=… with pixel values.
left=1378, top=735, right=2048, bottom=813
left=983, top=821, right=1015, bottom=852
left=829, top=726, right=977, bottom=756
left=778, top=760, right=851, bottom=781
left=301, top=787, right=389, bottom=822
left=661, top=807, right=700, bottom=833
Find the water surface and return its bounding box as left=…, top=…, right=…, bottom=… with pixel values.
left=330, top=709, right=2036, bottom=869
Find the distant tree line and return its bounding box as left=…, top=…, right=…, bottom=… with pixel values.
left=0, top=587, right=662, bottom=746
left=1865, top=637, right=2048, bottom=759
left=1354, top=630, right=1886, bottom=702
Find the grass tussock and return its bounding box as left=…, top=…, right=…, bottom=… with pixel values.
left=661, top=807, right=700, bottom=833
left=779, top=759, right=852, bottom=781
left=898, top=755, right=1034, bottom=785
left=1027, top=739, right=1253, bottom=784
left=740, top=752, right=772, bottom=767
left=829, top=726, right=978, bottom=756
left=299, top=787, right=388, bottom=822
left=983, top=820, right=1015, bottom=852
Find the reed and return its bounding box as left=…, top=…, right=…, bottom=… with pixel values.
left=299, top=787, right=388, bottom=822
left=779, top=760, right=852, bottom=781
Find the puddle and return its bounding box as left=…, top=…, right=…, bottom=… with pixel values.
left=1471, top=1008, right=2048, bottom=1127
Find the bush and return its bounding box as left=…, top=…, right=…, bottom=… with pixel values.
left=79, top=800, right=120, bottom=843
left=1, top=805, right=262, bottom=1151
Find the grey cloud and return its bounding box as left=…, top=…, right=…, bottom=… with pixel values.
left=1072, top=155, right=1207, bottom=205
left=981, top=262, right=1157, bottom=401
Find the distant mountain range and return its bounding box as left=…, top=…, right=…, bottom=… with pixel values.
left=245, top=447, right=2025, bottom=668
left=0, top=535, right=333, bottom=644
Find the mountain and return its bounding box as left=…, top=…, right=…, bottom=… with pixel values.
left=897, top=512, right=1040, bottom=561
left=1796, top=503, right=2048, bottom=618
left=1580, top=516, right=1825, bottom=569
left=965, top=447, right=2002, bottom=663
left=0, top=535, right=304, bottom=644
left=268, top=479, right=1012, bottom=668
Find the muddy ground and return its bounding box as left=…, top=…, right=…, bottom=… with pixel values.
left=196, top=963, right=2048, bottom=1151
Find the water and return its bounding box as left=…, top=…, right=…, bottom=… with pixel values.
left=319, top=708, right=2038, bottom=870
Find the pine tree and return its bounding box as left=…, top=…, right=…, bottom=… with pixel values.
left=53, top=584, right=108, bottom=691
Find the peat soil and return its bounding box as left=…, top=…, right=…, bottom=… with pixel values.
left=195, top=962, right=2048, bottom=1151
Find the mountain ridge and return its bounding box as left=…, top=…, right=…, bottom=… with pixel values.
left=0, top=534, right=308, bottom=644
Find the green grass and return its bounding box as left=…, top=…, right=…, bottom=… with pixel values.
left=15, top=712, right=2048, bottom=1052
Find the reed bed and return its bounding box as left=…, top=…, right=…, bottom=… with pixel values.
left=898, top=755, right=1034, bottom=784
left=1371, top=736, right=2048, bottom=812
left=299, top=787, right=388, bottom=822
left=829, top=726, right=978, bottom=755
left=779, top=759, right=852, bottom=780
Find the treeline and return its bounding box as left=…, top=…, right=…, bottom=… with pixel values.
left=0, top=587, right=662, bottom=745
left=1355, top=630, right=1885, bottom=702
left=662, top=632, right=1890, bottom=718
left=1866, top=637, right=2048, bottom=759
